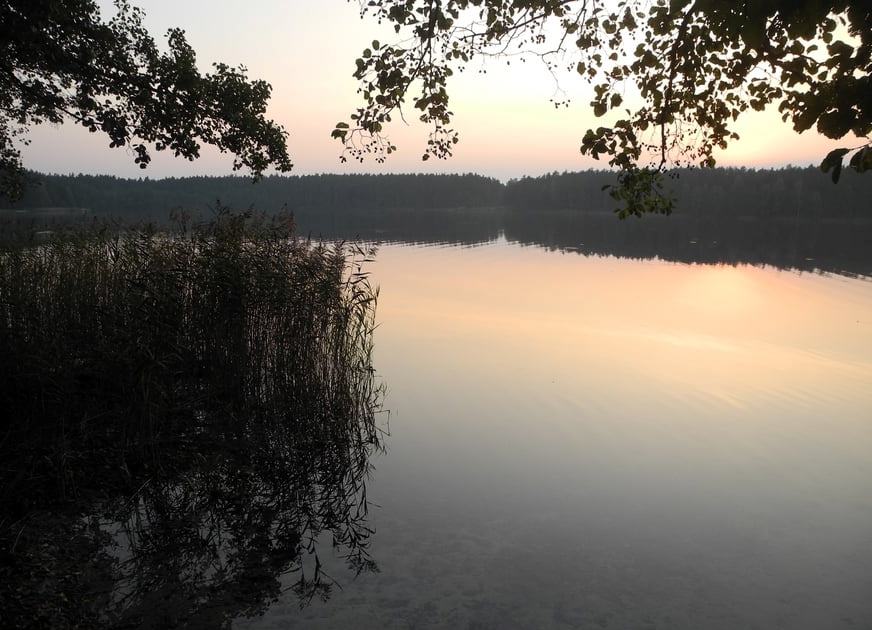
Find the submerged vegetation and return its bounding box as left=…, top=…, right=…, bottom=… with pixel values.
left=0, top=211, right=384, bottom=628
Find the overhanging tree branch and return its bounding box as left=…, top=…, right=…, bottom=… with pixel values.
left=338, top=0, right=872, bottom=217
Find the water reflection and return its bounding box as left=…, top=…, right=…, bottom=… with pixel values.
left=294, top=207, right=872, bottom=278
left=250, top=241, right=872, bottom=629
left=4, top=222, right=871, bottom=628
left=2, top=365, right=383, bottom=630
left=98, top=409, right=382, bottom=628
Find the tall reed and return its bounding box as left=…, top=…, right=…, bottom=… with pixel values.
left=0, top=209, right=384, bottom=627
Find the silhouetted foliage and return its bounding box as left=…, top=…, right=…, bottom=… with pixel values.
left=340, top=0, right=871, bottom=215
left=0, top=0, right=292, bottom=200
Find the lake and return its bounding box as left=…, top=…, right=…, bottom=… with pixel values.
left=242, top=237, right=872, bottom=629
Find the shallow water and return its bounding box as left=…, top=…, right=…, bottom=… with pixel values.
left=242, top=239, right=872, bottom=629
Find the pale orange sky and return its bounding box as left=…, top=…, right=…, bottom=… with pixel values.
left=20, top=0, right=856, bottom=180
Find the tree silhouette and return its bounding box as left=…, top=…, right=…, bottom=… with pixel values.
left=0, top=0, right=293, bottom=200
left=336, top=0, right=871, bottom=216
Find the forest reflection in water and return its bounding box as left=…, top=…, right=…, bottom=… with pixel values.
left=292, top=207, right=872, bottom=279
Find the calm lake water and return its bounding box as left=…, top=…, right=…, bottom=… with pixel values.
left=243, top=238, right=872, bottom=629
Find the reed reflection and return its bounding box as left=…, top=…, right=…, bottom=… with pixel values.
left=98, top=405, right=382, bottom=628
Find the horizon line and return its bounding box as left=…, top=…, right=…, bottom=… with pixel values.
left=25, top=164, right=827, bottom=183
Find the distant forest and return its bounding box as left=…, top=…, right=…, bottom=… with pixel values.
left=2, top=168, right=870, bottom=277
left=3, top=167, right=870, bottom=220
left=0, top=173, right=504, bottom=218
left=506, top=168, right=871, bottom=220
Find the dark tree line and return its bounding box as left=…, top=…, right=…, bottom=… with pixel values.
left=4, top=167, right=869, bottom=222
left=0, top=172, right=504, bottom=219
left=504, top=168, right=872, bottom=221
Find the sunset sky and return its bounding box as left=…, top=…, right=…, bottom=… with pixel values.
left=21, top=0, right=853, bottom=180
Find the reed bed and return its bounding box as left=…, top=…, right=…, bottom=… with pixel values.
left=0, top=210, right=384, bottom=627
